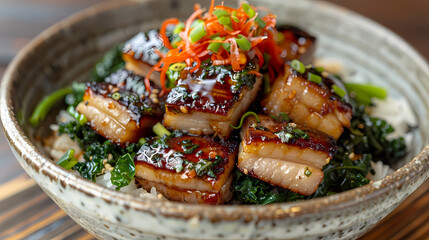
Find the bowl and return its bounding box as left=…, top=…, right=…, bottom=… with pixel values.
left=1, top=0, right=429, bottom=239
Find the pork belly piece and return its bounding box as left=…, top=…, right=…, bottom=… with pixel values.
left=164, top=62, right=262, bottom=139
left=238, top=115, right=337, bottom=195
left=76, top=69, right=164, bottom=145
left=134, top=132, right=238, bottom=204
left=262, top=65, right=353, bottom=139
left=277, top=24, right=316, bottom=64
left=122, top=30, right=165, bottom=86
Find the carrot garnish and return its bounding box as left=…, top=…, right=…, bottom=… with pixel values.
left=145, top=0, right=285, bottom=95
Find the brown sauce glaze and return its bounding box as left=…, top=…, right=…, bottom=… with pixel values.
left=166, top=62, right=257, bottom=115
left=244, top=116, right=337, bottom=157
left=134, top=133, right=238, bottom=183
left=86, top=69, right=165, bottom=125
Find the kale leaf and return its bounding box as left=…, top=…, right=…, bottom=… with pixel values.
left=58, top=120, right=140, bottom=184
left=110, top=153, right=136, bottom=190
left=233, top=170, right=305, bottom=204
left=90, top=44, right=125, bottom=82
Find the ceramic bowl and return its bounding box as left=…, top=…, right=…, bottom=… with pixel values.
left=1, top=0, right=429, bottom=239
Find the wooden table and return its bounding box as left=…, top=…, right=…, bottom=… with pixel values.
left=0, top=0, right=428, bottom=239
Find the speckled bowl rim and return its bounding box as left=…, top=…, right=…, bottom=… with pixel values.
left=1, top=0, right=429, bottom=222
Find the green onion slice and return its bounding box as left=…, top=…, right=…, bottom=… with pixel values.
left=307, top=72, right=322, bottom=84
left=57, top=149, right=78, bottom=170
left=153, top=122, right=171, bottom=137
left=111, top=92, right=121, bottom=101
left=222, top=42, right=231, bottom=52
left=304, top=167, right=312, bottom=177
left=212, top=9, right=229, bottom=18
left=242, top=3, right=256, bottom=18
left=230, top=111, right=260, bottom=129
left=173, top=22, right=185, bottom=34
left=189, top=22, right=207, bottom=43
left=255, top=17, right=266, bottom=28
left=29, top=87, right=73, bottom=127
left=67, top=106, right=88, bottom=125
left=208, top=37, right=224, bottom=53
left=291, top=59, right=305, bottom=74
left=169, top=62, right=187, bottom=72
left=332, top=84, right=346, bottom=98
left=235, top=34, right=252, bottom=51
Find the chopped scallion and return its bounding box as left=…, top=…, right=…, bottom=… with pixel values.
left=332, top=84, right=346, bottom=98
left=219, top=16, right=231, bottom=25
left=307, top=72, right=322, bottom=84
left=169, top=62, right=187, bottom=71
left=57, top=149, right=78, bottom=170
left=263, top=74, right=271, bottom=94
left=235, top=34, right=252, bottom=51
left=232, top=16, right=239, bottom=23
left=255, top=17, right=266, bottom=28
left=153, top=123, right=171, bottom=137
left=304, top=167, right=312, bottom=177
left=111, top=92, right=121, bottom=101
left=314, top=66, right=324, bottom=73
left=222, top=42, right=231, bottom=52
left=230, top=111, right=260, bottom=129
left=242, top=3, right=255, bottom=18
left=291, top=59, right=305, bottom=74
left=173, top=22, right=185, bottom=34
left=67, top=106, right=88, bottom=125
left=189, top=23, right=207, bottom=43
left=138, top=138, right=147, bottom=146
left=207, top=37, right=224, bottom=53
left=171, top=36, right=182, bottom=48
left=212, top=9, right=229, bottom=18
left=219, top=16, right=233, bottom=30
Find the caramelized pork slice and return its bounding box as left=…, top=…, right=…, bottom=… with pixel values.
left=134, top=132, right=238, bottom=204
left=164, top=62, right=262, bottom=139
left=262, top=65, right=352, bottom=139
left=277, top=25, right=316, bottom=64
left=238, top=115, right=336, bottom=195
left=122, top=30, right=165, bottom=86
left=76, top=70, right=164, bottom=144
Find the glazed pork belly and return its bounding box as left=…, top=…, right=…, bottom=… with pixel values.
left=262, top=64, right=352, bottom=139
left=163, top=62, right=262, bottom=139
left=134, top=132, right=238, bottom=204
left=122, top=30, right=165, bottom=86
left=277, top=24, right=316, bottom=64
left=238, top=115, right=337, bottom=195
left=76, top=69, right=164, bottom=145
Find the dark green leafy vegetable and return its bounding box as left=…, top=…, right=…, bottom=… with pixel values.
left=90, top=44, right=125, bottom=82
left=59, top=120, right=140, bottom=183
left=233, top=170, right=306, bottom=204
left=110, top=153, right=136, bottom=190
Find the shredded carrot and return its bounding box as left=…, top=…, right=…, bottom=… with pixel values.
left=160, top=18, right=180, bottom=50
left=144, top=1, right=285, bottom=95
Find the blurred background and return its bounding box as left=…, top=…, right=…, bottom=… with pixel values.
left=0, top=0, right=428, bottom=239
